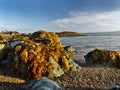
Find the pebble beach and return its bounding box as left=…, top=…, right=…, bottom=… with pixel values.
left=0, top=55, right=119, bottom=90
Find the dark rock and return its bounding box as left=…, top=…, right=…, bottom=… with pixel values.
left=22, top=77, right=65, bottom=90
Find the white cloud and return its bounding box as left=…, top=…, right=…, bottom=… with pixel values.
left=50, top=10, right=120, bottom=32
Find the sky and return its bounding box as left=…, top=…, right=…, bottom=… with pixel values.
left=0, top=0, right=120, bottom=33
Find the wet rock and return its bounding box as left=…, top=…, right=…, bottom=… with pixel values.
left=22, top=77, right=65, bottom=90
left=84, top=48, right=120, bottom=68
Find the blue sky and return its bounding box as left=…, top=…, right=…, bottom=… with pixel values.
left=0, top=0, right=120, bottom=33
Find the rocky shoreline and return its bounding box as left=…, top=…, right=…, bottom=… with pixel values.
left=0, top=30, right=119, bottom=90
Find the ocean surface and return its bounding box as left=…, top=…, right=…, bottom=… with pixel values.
left=60, top=31, right=120, bottom=56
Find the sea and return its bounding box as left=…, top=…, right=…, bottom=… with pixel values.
left=60, top=31, right=120, bottom=56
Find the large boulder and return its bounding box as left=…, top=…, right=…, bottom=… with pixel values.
left=84, top=48, right=120, bottom=68
left=12, top=30, right=80, bottom=79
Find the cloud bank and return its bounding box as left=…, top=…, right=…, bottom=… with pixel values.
left=50, top=10, right=120, bottom=32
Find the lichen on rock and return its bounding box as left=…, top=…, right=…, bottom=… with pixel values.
left=84, top=48, right=120, bottom=68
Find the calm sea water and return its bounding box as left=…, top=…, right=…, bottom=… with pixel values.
left=60, top=32, right=120, bottom=55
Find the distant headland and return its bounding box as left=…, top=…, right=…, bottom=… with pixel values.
left=56, top=31, right=85, bottom=37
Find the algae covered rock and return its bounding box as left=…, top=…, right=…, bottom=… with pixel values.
left=12, top=30, right=80, bottom=79
left=84, top=48, right=120, bottom=68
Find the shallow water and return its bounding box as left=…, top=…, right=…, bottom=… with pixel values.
left=60, top=35, right=120, bottom=55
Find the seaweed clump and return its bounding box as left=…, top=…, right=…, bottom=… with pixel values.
left=13, top=30, right=80, bottom=79
left=84, top=48, right=120, bottom=68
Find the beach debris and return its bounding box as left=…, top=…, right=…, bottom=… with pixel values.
left=10, top=30, right=81, bottom=79
left=84, top=48, right=120, bottom=68
left=22, top=77, right=65, bottom=90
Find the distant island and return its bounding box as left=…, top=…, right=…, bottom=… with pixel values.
left=56, top=31, right=85, bottom=37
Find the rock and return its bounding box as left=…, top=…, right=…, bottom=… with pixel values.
left=22, top=77, right=65, bottom=90
left=29, top=30, right=51, bottom=44
left=9, top=30, right=81, bottom=79
left=68, top=58, right=81, bottom=71
left=84, top=48, right=120, bottom=68
left=64, top=46, right=77, bottom=54
left=47, top=57, right=64, bottom=78
left=105, top=84, right=120, bottom=90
